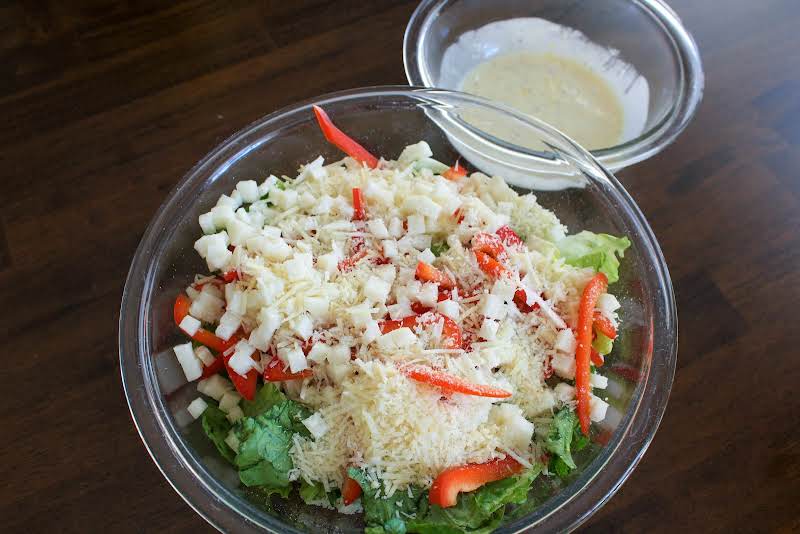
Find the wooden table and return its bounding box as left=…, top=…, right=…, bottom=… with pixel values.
left=2, top=1, right=797, bottom=532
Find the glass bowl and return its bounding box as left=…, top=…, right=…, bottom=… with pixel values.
left=119, top=86, right=677, bottom=533
left=404, top=0, right=704, bottom=171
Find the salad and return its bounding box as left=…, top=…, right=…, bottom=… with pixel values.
left=171, top=106, right=630, bottom=533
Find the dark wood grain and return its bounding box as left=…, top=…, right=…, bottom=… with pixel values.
left=0, top=1, right=797, bottom=532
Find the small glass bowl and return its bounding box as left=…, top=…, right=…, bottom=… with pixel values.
left=120, top=86, right=677, bottom=533
left=404, top=0, right=704, bottom=171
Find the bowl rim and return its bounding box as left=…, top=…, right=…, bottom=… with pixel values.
left=403, top=0, right=704, bottom=171
left=119, top=85, right=678, bottom=533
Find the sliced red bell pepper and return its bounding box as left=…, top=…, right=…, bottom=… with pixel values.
left=513, top=288, right=539, bottom=313
left=380, top=313, right=462, bottom=350
left=471, top=232, right=507, bottom=260
left=410, top=301, right=431, bottom=315
left=222, top=350, right=259, bottom=401
left=592, top=311, right=618, bottom=340
left=400, top=364, right=511, bottom=398
left=452, top=207, right=465, bottom=224
left=415, top=261, right=456, bottom=289
left=200, top=355, right=225, bottom=379
left=173, top=294, right=238, bottom=354
left=590, top=349, right=605, bottom=368
left=442, top=160, right=467, bottom=181
left=263, top=355, right=313, bottom=381
left=312, top=105, right=378, bottom=169
left=379, top=314, right=419, bottom=334
left=342, top=474, right=363, bottom=505
left=221, top=270, right=239, bottom=283
left=351, top=187, right=365, bottom=221
left=429, top=456, right=523, bottom=508
left=474, top=251, right=510, bottom=279
left=495, top=225, right=524, bottom=248
left=575, top=273, right=608, bottom=435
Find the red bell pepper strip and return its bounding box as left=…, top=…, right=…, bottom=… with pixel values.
left=513, top=288, right=539, bottom=313
left=312, top=105, right=378, bottom=169
left=221, top=270, right=239, bottom=283
left=380, top=313, right=462, bottom=350
left=471, top=232, right=507, bottom=261
left=474, top=251, right=510, bottom=279
left=575, top=273, right=608, bottom=435
left=200, top=355, right=225, bottom=379
left=410, top=301, right=431, bottom=315
left=263, top=355, right=313, bottom=381
left=590, top=349, right=605, bottom=368
left=495, top=225, right=524, bottom=248
left=379, top=315, right=419, bottom=334
left=415, top=261, right=456, bottom=289
left=222, top=350, right=258, bottom=401
left=351, top=187, right=365, bottom=221
left=342, top=474, right=363, bottom=505
left=442, top=160, right=467, bottom=181
left=592, top=311, right=617, bottom=340
left=428, top=456, right=523, bottom=508
left=400, top=364, right=512, bottom=398
left=173, top=294, right=238, bottom=354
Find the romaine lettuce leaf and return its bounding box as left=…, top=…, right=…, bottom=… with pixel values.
left=544, top=408, right=589, bottom=480
left=557, top=231, right=630, bottom=283
left=200, top=403, right=236, bottom=464
left=299, top=480, right=336, bottom=508
left=241, top=382, right=286, bottom=417
left=232, top=387, right=312, bottom=490
left=348, top=468, right=424, bottom=533
left=544, top=408, right=579, bottom=470
left=407, top=466, right=542, bottom=534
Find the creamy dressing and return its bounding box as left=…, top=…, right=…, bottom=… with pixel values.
left=461, top=51, right=625, bottom=150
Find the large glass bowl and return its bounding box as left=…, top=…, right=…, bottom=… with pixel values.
left=119, top=87, right=677, bottom=533
left=404, top=0, right=704, bottom=171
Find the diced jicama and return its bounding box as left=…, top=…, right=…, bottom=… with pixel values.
left=551, top=353, right=576, bottom=380
left=186, top=397, right=208, bottom=419
left=215, top=310, right=241, bottom=341
left=218, top=390, right=242, bottom=413
left=226, top=405, right=244, bottom=423
left=174, top=342, right=203, bottom=382
left=554, top=329, right=577, bottom=354
left=178, top=315, right=201, bottom=336
left=590, top=395, right=609, bottom=422
left=302, top=412, right=329, bottom=439
left=197, top=375, right=232, bottom=401
left=363, top=276, right=391, bottom=304
left=194, top=345, right=216, bottom=366
left=198, top=213, right=216, bottom=235
left=228, top=341, right=256, bottom=376
left=436, top=299, right=459, bottom=320
left=236, top=180, right=260, bottom=203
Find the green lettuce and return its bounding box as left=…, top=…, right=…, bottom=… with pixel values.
left=232, top=385, right=312, bottom=492
left=348, top=468, right=424, bottom=534
left=557, top=231, right=630, bottom=283
left=430, top=241, right=450, bottom=257
left=544, top=408, right=589, bottom=479
left=200, top=403, right=236, bottom=464
left=241, top=382, right=288, bottom=417
left=299, top=480, right=336, bottom=508
left=407, top=467, right=543, bottom=534
left=348, top=465, right=543, bottom=534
